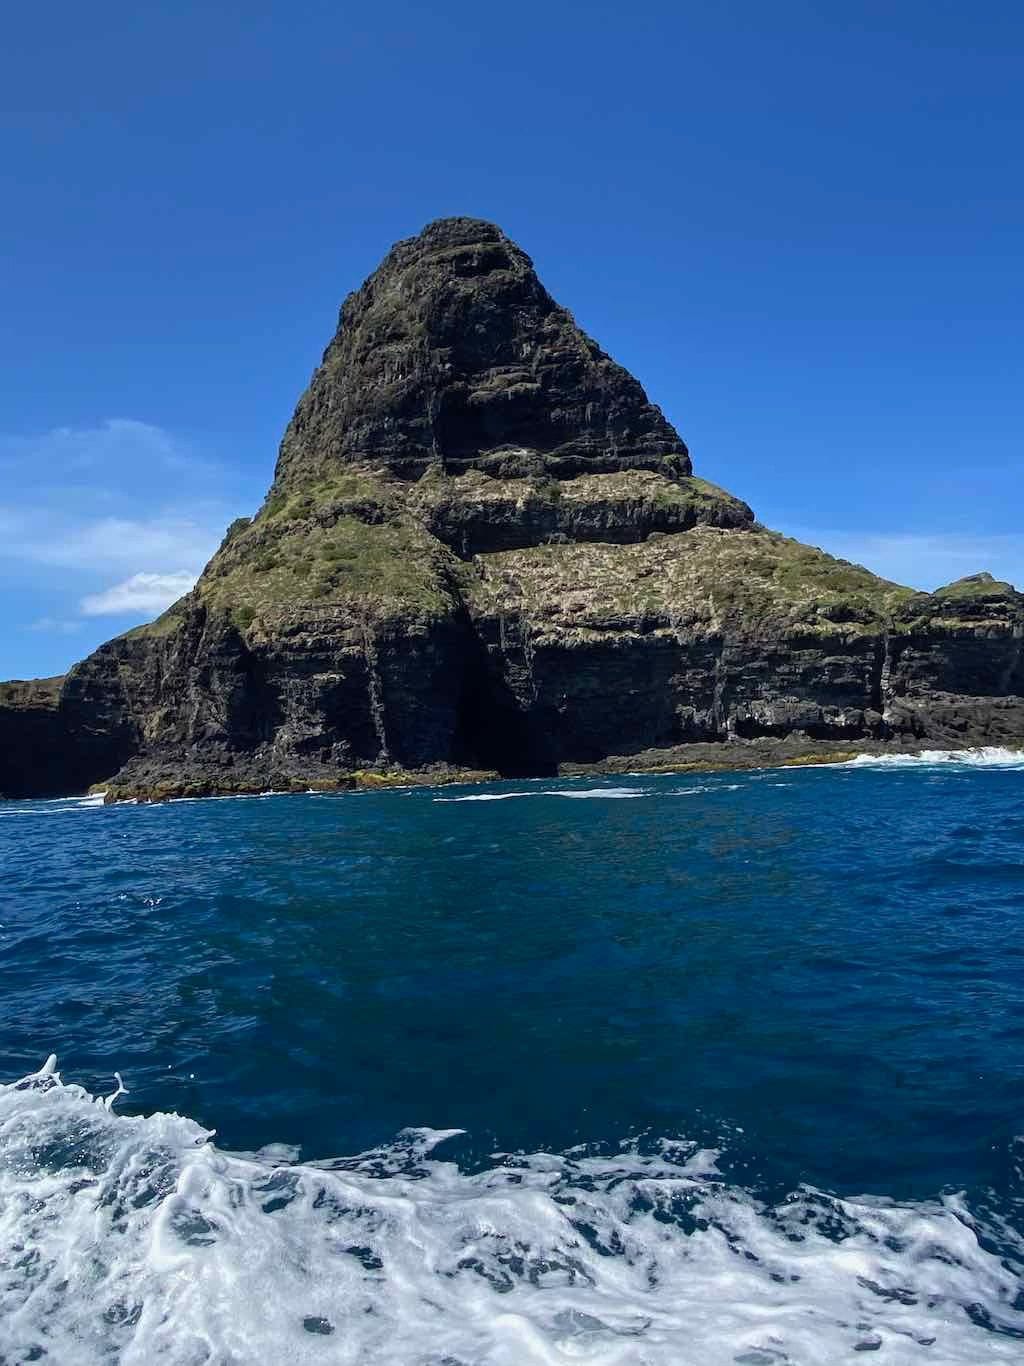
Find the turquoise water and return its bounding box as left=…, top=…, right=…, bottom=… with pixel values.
left=2, top=751, right=1023, bottom=1362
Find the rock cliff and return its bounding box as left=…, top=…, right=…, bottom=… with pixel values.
left=2, top=218, right=1022, bottom=799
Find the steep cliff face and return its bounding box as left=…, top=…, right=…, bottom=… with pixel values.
left=460, top=541, right=1024, bottom=768
left=882, top=575, right=1024, bottom=744
left=2, top=219, right=1021, bottom=799
left=0, top=679, right=72, bottom=798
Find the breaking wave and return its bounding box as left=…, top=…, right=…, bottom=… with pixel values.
left=0, top=793, right=106, bottom=818
left=3, top=1063, right=1023, bottom=1365
left=845, top=747, right=1024, bottom=770
left=434, top=787, right=647, bottom=802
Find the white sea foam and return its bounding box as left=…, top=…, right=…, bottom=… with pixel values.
left=669, top=782, right=742, bottom=796
left=435, top=787, right=646, bottom=803
left=845, top=747, right=1024, bottom=770
left=0, top=793, right=106, bottom=816
left=2, top=1063, right=1023, bottom=1364
left=436, top=781, right=747, bottom=806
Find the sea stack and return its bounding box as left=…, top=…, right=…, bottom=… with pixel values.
left=2, top=218, right=1023, bottom=798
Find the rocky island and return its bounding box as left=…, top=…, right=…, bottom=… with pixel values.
left=2, top=217, right=1022, bottom=800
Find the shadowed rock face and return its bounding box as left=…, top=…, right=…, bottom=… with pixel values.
left=273, top=217, right=690, bottom=486
left=2, top=221, right=1022, bottom=799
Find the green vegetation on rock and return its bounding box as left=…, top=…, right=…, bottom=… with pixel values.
left=200, top=493, right=461, bottom=624
left=934, top=572, right=1017, bottom=601
left=467, top=526, right=914, bottom=634
left=0, top=676, right=62, bottom=709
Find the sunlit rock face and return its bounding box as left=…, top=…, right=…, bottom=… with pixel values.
left=272, top=217, right=692, bottom=486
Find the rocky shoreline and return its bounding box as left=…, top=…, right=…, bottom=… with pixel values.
left=79, top=735, right=1020, bottom=804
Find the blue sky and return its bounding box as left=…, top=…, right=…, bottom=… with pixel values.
left=2, top=1, right=1021, bottom=679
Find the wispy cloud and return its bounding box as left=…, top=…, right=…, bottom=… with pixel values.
left=778, top=528, right=1024, bottom=593
left=0, top=418, right=219, bottom=483
left=0, top=418, right=251, bottom=574
left=80, top=571, right=198, bottom=617
left=27, top=617, right=83, bottom=635
left=0, top=510, right=223, bottom=575
left=0, top=419, right=261, bottom=675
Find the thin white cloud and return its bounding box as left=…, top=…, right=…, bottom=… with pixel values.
left=27, top=617, right=83, bottom=635
left=0, top=419, right=258, bottom=575
left=0, top=512, right=222, bottom=574
left=0, top=418, right=259, bottom=590
left=0, top=419, right=262, bottom=675
left=80, top=571, right=198, bottom=618
left=779, top=528, right=1024, bottom=593
left=0, top=418, right=214, bottom=481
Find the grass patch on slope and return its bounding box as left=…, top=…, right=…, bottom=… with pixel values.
left=200, top=508, right=458, bottom=626
left=468, top=526, right=915, bottom=632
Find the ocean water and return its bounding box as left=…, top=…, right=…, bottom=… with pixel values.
left=2, top=749, right=1024, bottom=1364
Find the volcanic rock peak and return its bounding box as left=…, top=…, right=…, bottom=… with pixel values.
left=273, top=216, right=691, bottom=488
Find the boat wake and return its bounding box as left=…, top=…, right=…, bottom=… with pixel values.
left=2, top=1062, right=1023, bottom=1364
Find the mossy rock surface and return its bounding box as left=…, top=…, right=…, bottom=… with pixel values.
left=466, top=526, right=913, bottom=633
left=121, top=601, right=189, bottom=641
left=0, top=676, right=63, bottom=709
left=199, top=492, right=463, bottom=625
left=933, top=572, right=1019, bottom=602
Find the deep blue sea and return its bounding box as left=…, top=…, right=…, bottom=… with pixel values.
left=2, top=750, right=1024, bottom=1364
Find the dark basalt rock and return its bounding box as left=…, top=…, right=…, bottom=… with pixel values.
left=410, top=469, right=753, bottom=558
left=273, top=217, right=690, bottom=486
left=0, top=679, right=73, bottom=798
left=0, top=674, right=136, bottom=798
left=1, top=219, right=1021, bottom=800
